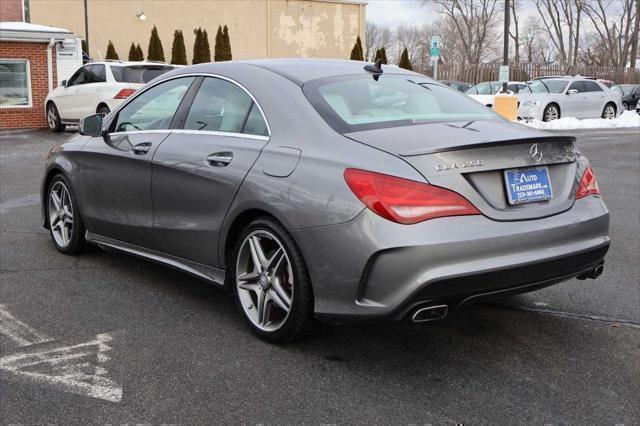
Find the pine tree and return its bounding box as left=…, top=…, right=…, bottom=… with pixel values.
left=222, top=25, right=232, bottom=61
left=375, top=47, right=388, bottom=64
left=171, top=30, right=187, bottom=65
left=214, top=25, right=223, bottom=61
left=202, top=29, right=211, bottom=62
left=128, top=43, right=137, bottom=61
left=105, top=40, right=118, bottom=60
left=192, top=28, right=202, bottom=64
left=147, top=25, right=165, bottom=62
left=398, top=47, right=412, bottom=70
left=135, top=43, right=144, bottom=61
left=350, top=36, right=363, bottom=61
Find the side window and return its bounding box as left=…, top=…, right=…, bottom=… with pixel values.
left=67, top=67, right=86, bottom=86
left=633, top=87, right=640, bottom=96
left=86, top=64, right=106, bottom=83
left=476, top=82, right=491, bottom=95
left=568, top=81, right=585, bottom=93
left=113, top=77, right=194, bottom=133
left=243, top=103, right=269, bottom=136
left=184, top=77, right=253, bottom=133
left=584, top=81, right=602, bottom=92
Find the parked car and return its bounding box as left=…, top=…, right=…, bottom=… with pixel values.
left=465, top=81, right=530, bottom=107
left=612, top=84, right=640, bottom=110
left=45, top=61, right=175, bottom=132
left=41, top=59, right=609, bottom=342
left=518, top=78, right=622, bottom=121
left=439, top=80, right=471, bottom=93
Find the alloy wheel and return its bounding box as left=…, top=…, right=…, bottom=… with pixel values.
left=47, top=106, right=57, bottom=129
left=48, top=181, right=74, bottom=248
left=603, top=105, right=616, bottom=119
left=544, top=105, right=559, bottom=121
left=236, top=230, right=294, bottom=332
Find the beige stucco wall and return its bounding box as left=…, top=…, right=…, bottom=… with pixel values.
left=29, top=0, right=365, bottom=63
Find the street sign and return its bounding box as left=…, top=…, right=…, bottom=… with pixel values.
left=430, top=36, right=441, bottom=57
left=499, top=65, right=509, bottom=82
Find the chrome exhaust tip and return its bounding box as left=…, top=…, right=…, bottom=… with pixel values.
left=411, top=304, right=448, bottom=323
left=577, top=262, right=604, bottom=280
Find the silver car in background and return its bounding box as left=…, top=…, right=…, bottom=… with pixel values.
left=41, top=59, right=610, bottom=342
left=519, top=77, right=622, bottom=121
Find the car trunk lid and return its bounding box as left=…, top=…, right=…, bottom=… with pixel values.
left=344, top=119, right=579, bottom=221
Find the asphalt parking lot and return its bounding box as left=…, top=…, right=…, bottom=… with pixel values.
left=1, top=128, right=639, bottom=423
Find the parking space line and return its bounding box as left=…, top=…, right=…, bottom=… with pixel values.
left=0, top=304, right=52, bottom=347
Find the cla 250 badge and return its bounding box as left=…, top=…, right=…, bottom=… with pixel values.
left=435, top=160, right=484, bottom=172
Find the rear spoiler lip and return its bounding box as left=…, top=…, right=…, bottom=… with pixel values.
left=398, top=135, right=577, bottom=157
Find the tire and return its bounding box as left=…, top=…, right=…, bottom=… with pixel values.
left=46, top=174, right=89, bottom=254
left=97, top=105, right=110, bottom=116
left=231, top=217, right=313, bottom=343
left=601, top=103, right=616, bottom=119
left=46, top=103, right=66, bottom=132
left=622, top=102, right=628, bottom=111
left=543, top=104, right=560, bottom=122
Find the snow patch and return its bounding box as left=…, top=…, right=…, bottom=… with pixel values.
left=523, top=110, right=640, bottom=130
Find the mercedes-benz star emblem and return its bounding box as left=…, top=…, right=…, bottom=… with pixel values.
left=530, top=143, right=543, bottom=162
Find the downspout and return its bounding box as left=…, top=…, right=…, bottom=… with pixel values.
left=47, top=38, right=55, bottom=93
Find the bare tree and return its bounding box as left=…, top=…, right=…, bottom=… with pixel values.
left=583, top=0, right=638, bottom=68
left=365, top=22, right=392, bottom=61
left=631, top=0, right=640, bottom=68
left=509, top=0, right=521, bottom=64
left=428, top=0, right=502, bottom=67
left=535, top=0, right=585, bottom=68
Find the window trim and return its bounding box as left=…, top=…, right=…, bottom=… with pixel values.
left=0, top=59, right=32, bottom=109
left=104, top=72, right=271, bottom=138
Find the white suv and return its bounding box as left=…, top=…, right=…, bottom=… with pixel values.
left=45, top=61, right=175, bottom=132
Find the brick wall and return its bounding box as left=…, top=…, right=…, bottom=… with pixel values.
left=0, top=41, right=57, bottom=129
left=0, top=0, right=24, bottom=22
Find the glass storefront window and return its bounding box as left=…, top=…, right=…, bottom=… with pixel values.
left=0, top=60, right=31, bottom=107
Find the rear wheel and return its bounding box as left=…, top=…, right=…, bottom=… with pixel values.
left=47, top=174, right=88, bottom=254
left=543, top=104, right=560, bottom=122
left=232, top=217, right=313, bottom=343
left=46, top=103, right=66, bottom=132
left=601, top=103, right=616, bottom=119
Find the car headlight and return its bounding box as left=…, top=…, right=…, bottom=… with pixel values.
left=521, top=100, right=541, bottom=107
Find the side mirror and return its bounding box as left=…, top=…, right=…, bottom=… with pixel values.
left=61, top=80, right=67, bottom=88
left=79, top=113, right=104, bottom=137
left=567, top=89, right=579, bottom=95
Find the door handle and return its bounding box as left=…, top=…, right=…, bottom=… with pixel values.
left=206, top=152, right=233, bottom=167
left=132, top=142, right=152, bottom=155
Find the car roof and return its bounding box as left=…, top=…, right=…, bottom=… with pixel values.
left=180, top=58, right=424, bottom=86
left=87, top=60, right=173, bottom=67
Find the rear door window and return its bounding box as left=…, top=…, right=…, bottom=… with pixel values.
left=583, top=81, right=603, bottom=92
left=243, top=103, right=269, bottom=136
left=184, top=77, right=254, bottom=134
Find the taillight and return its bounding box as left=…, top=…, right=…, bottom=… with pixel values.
left=113, top=88, right=136, bottom=99
left=576, top=165, right=600, bottom=199
left=343, top=168, right=480, bottom=224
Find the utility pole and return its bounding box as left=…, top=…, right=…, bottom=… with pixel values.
left=84, top=0, right=89, bottom=55
left=502, top=0, right=510, bottom=93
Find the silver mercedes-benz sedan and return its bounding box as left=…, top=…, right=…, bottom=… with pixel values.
left=41, top=59, right=610, bottom=342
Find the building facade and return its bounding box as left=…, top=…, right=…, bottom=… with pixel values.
left=29, top=0, right=366, bottom=63
left=0, top=21, right=82, bottom=129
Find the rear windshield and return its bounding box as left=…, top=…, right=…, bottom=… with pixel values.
left=110, top=65, right=174, bottom=83
left=304, top=75, right=497, bottom=133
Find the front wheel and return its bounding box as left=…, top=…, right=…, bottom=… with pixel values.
left=46, top=103, right=66, bottom=132
left=97, top=105, right=110, bottom=116
left=601, top=103, right=616, bottom=119
left=543, top=104, right=560, bottom=122
left=47, top=174, right=88, bottom=254
left=232, top=217, right=313, bottom=343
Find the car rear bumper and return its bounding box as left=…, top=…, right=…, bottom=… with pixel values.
left=292, top=196, right=610, bottom=322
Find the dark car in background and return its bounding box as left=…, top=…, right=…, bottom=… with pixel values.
left=613, top=84, right=640, bottom=110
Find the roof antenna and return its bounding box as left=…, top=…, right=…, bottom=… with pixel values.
left=364, top=59, right=383, bottom=81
